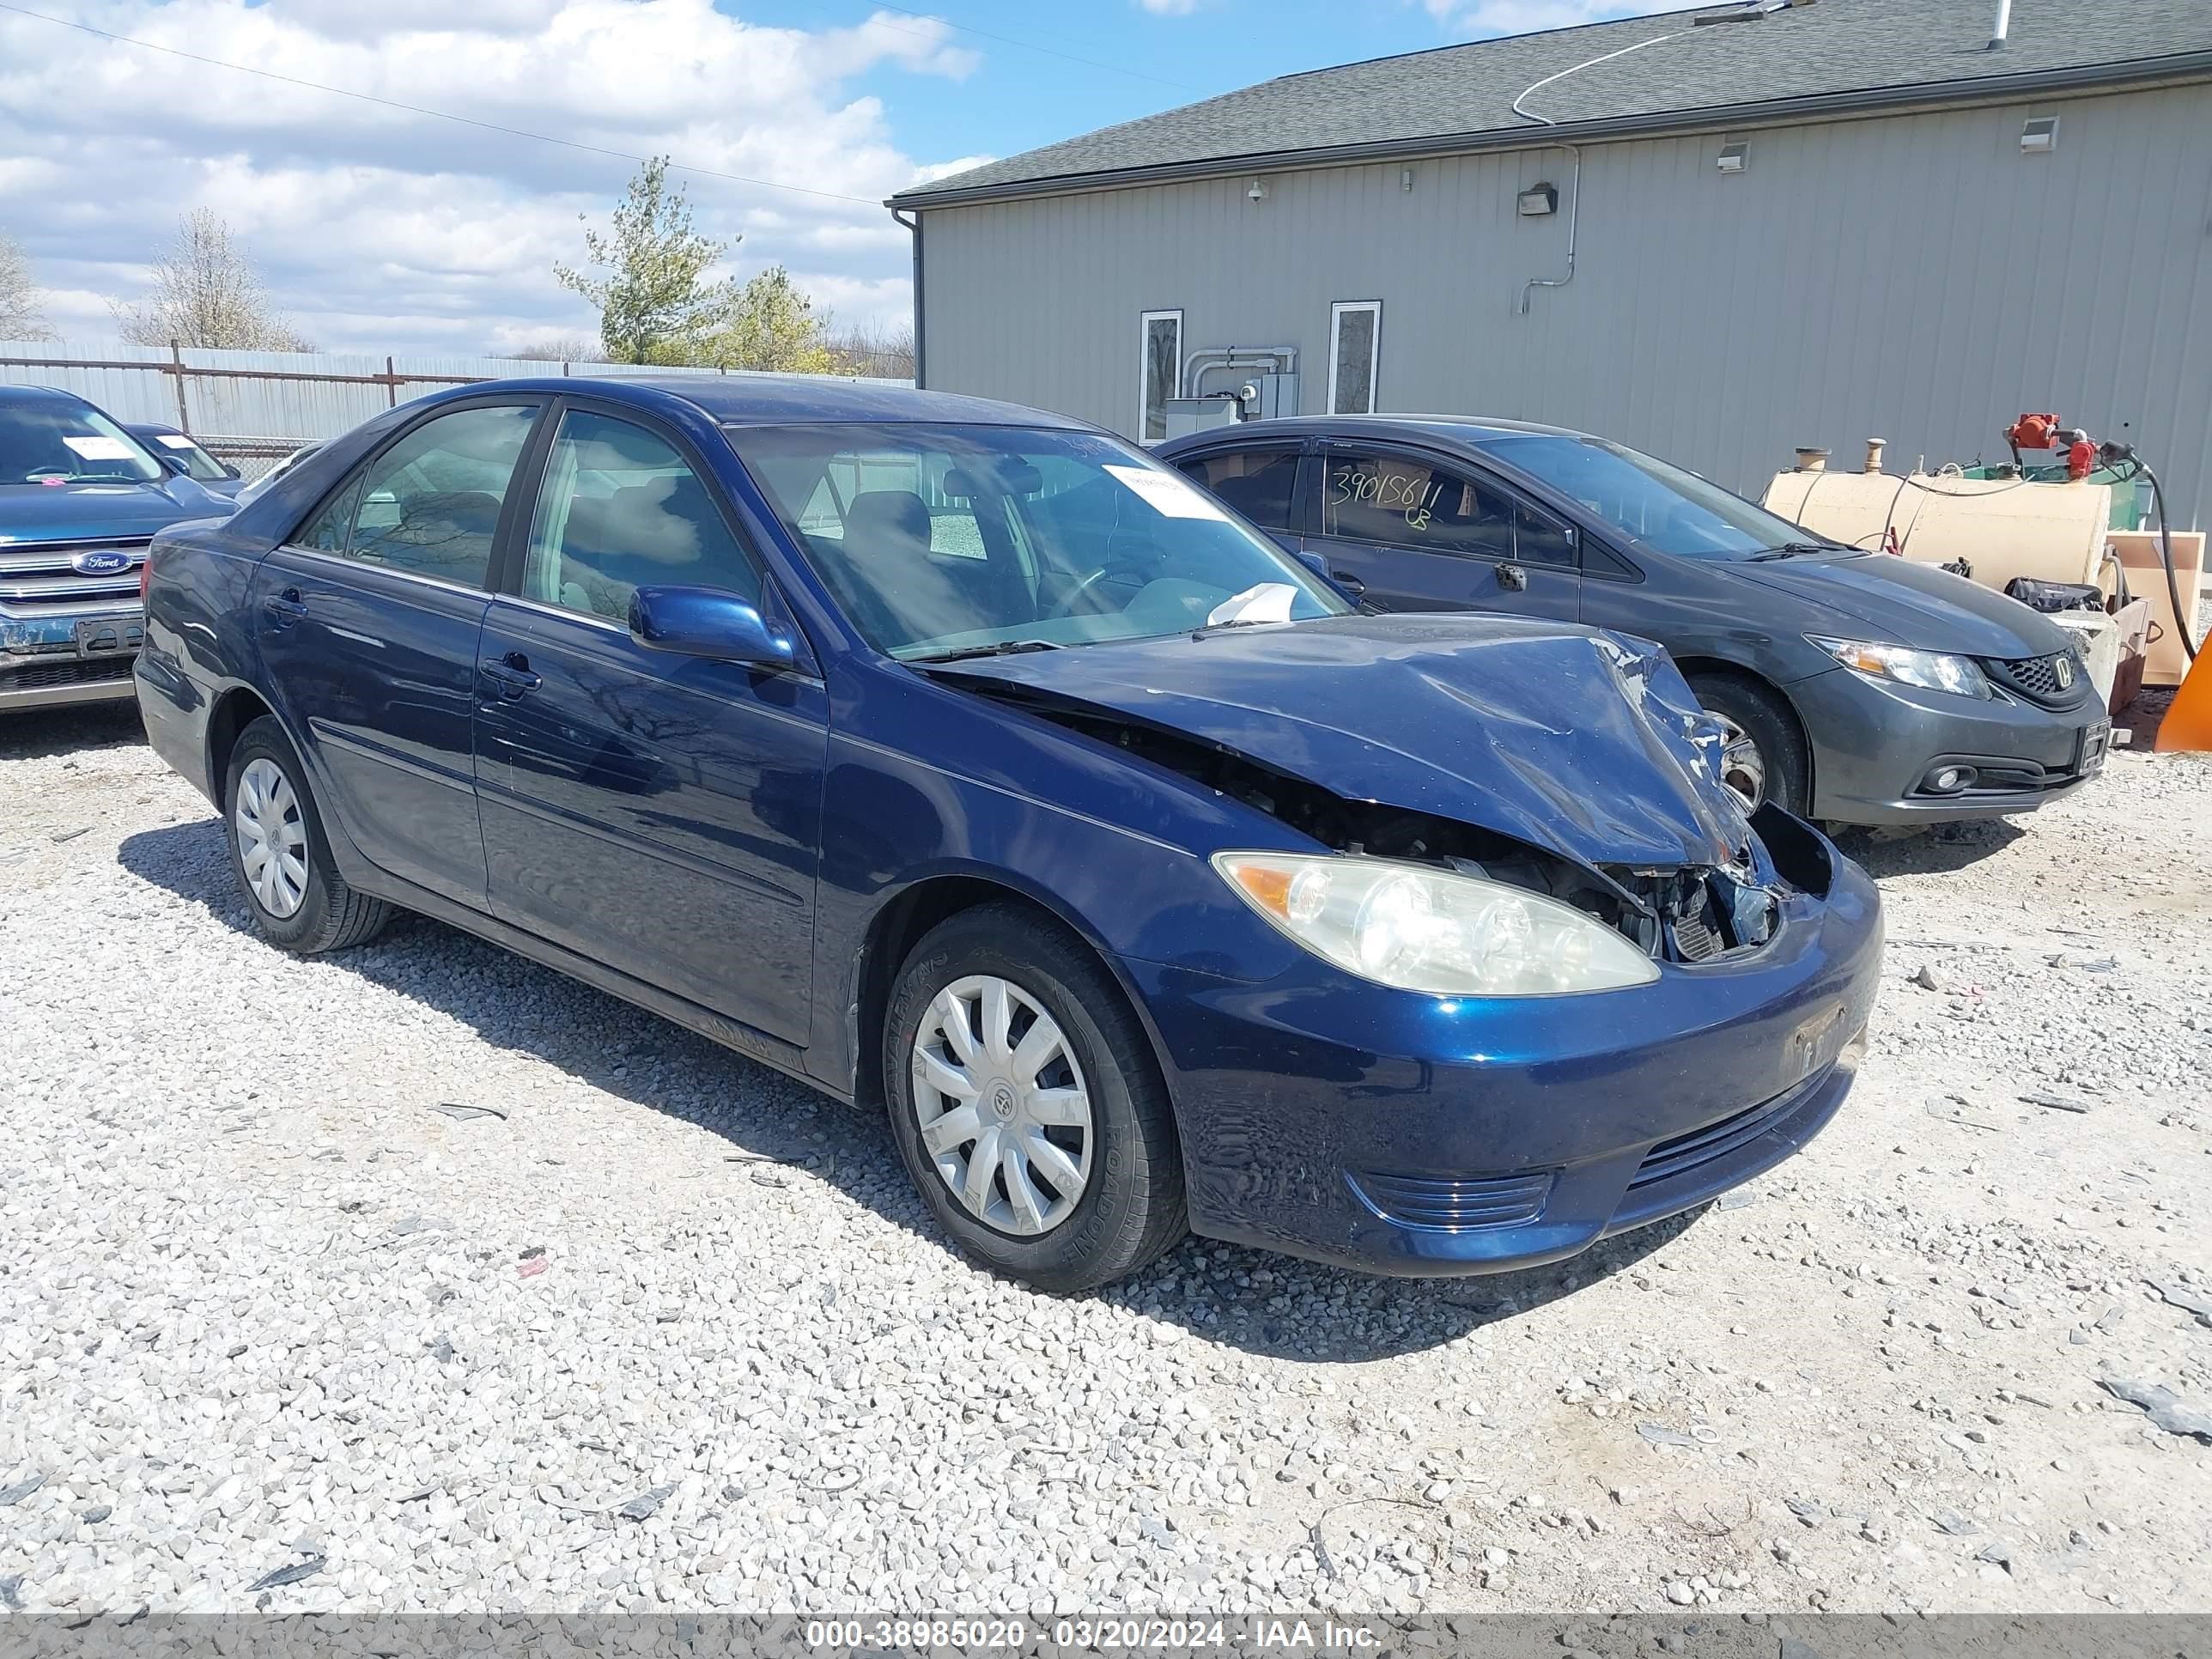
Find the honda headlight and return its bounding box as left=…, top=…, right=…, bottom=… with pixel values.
left=1213, top=852, right=1660, bottom=997
left=1808, top=635, right=1991, bottom=699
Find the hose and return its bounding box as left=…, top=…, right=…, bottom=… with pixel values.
left=2139, top=463, right=2197, bottom=663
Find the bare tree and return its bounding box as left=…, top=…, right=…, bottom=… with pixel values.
left=494, top=336, right=607, bottom=363
left=112, top=210, right=313, bottom=351
left=821, top=318, right=915, bottom=380
left=1, top=230, right=52, bottom=340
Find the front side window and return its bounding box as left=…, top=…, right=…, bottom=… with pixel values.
left=1178, top=449, right=1300, bottom=533
left=303, top=403, right=538, bottom=586
left=1328, top=301, right=1381, bottom=416
left=523, top=410, right=757, bottom=622
left=1139, top=310, right=1182, bottom=444
left=1481, top=432, right=1823, bottom=561
left=0, top=398, right=163, bottom=484
left=732, top=422, right=1347, bottom=659
left=1321, top=447, right=1573, bottom=565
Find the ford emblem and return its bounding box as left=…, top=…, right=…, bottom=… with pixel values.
left=2054, top=655, right=2075, bottom=690
left=71, top=550, right=133, bottom=576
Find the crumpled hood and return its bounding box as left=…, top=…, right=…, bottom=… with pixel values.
left=935, top=613, right=1753, bottom=870
left=1729, top=551, right=2070, bottom=659
left=0, top=477, right=232, bottom=544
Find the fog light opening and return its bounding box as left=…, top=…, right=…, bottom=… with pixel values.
left=1922, top=763, right=1978, bottom=794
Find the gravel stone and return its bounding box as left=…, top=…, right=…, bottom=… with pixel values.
left=1, top=705, right=2208, bottom=1615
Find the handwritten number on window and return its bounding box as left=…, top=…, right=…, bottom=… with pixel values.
left=1330, top=465, right=1437, bottom=532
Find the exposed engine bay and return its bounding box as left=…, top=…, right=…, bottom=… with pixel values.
left=1003, top=699, right=1811, bottom=967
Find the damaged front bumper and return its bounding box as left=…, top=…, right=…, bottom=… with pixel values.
left=1126, top=812, right=1882, bottom=1277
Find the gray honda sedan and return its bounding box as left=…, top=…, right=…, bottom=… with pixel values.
left=1159, top=416, right=2109, bottom=827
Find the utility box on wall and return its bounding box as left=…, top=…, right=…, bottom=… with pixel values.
left=1159, top=373, right=1301, bottom=438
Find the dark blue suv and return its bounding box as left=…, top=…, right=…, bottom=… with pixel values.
left=2, top=384, right=233, bottom=713
left=137, top=378, right=1881, bottom=1291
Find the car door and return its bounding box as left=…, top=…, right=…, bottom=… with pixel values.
left=251, top=399, right=544, bottom=906
left=473, top=403, right=827, bottom=1048
left=1303, top=442, right=1581, bottom=621
left=1171, top=443, right=1309, bottom=550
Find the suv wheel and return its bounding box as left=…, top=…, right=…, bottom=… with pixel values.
left=884, top=904, right=1185, bottom=1293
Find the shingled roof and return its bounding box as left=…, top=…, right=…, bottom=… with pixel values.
left=892, top=0, right=2212, bottom=207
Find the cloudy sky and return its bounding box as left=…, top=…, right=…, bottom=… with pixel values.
left=0, top=0, right=1674, bottom=356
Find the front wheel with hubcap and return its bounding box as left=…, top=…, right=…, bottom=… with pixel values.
left=884, top=904, right=1185, bottom=1292
left=1686, top=673, right=1809, bottom=817
left=223, top=715, right=392, bottom=954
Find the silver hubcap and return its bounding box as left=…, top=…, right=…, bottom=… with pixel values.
left=910, top=975, right=1094, bottom=1237
left=1709, top=713, right=1766, bottom=811
left=234, top=757, right=308, bottom=919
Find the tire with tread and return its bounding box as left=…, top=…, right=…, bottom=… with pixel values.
left=883, top=902, right=1186, bottom=1292
left=223, top=715, right=392, bottom=954
left=1687, top=672, right=1810, bottom=817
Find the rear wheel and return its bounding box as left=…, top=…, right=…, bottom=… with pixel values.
left=224, top=716, right=392, bottom=954
left=883, top=904, right=1185, bottom=1293
left=1688, top=673, right=1808, bottom=817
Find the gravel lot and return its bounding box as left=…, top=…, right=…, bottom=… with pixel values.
left=2, top=700, right=2207, bottom=1620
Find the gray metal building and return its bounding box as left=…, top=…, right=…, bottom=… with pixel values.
left=890, top=0, right=2212, bottom=525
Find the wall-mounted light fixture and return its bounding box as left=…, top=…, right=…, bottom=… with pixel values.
left=1717, top=140, right=1749, bottom=173
left=1516, top=183, right=1559, bottom=216
left=1401, top=166, right=1416, bottom=192
left=1247, top=178, right=1268, bottom=202
left=2020, top=116, right=2059, bottom=154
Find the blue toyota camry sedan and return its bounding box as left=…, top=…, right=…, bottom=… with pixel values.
left=136, top=377, right=1881, bottom=1292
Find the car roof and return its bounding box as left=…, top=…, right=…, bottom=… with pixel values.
left=428, top=374, right=1091, bottom=431
left=0, top=383, right=92, bottom=406
left=124, top=420, right=186, bottom=437
left=1162, top=413, right=1585, bottom=450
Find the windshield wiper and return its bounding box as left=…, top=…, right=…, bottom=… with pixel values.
left=908, top=639, right=1063, bottom=665
left=1747, top=542, right=1835, bottom=562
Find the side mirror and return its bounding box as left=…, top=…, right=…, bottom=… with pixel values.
left=158, top=453, right=191, bottom=477
left=629, top=585, right=795, bottom=670
left=223, top=463, right=242, bottom=479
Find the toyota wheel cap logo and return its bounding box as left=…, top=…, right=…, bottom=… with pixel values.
left=71, top=550, right=132, bottom=576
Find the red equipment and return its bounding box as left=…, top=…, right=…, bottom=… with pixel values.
left=2005, top=412, right=2062, bottom=453
left=2005, top=411, right=2100, bottom=479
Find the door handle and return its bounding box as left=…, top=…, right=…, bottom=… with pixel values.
left=261, top=587, right=307, bottom=627
left=480, top=652, right=541, bottom=698
left=1496, top=563, right=1529, bottom=592
left=1328, top=568, right=1367, bottom=597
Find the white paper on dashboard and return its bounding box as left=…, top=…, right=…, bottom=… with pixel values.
left=1103, top=464, right=1230, bottom=521
left=1205, top=582, right=1297, bottom=627
left=155, top=434, right=197, bottom=450
left=62, top=435, right=136, bottom=460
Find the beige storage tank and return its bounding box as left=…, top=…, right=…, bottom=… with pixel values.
left=1762, top=466, right=2113, bottom=593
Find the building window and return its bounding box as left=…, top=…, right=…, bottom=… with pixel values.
left=1328, top=301, right=1381, bottom=416
left=1139, top=310, right=1182, bottom=444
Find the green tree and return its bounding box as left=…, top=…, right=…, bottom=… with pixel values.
left=556, top=157, right=738, bottom=365
left=694, top=267, right=836, bottom=374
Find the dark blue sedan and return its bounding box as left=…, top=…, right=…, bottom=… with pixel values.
left=135, top=377, right=1881, bottom=1291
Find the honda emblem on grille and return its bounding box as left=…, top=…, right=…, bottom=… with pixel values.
left=2053, top=655, right=2075, bottom=690
left=70, top=550, right=132, bottom=576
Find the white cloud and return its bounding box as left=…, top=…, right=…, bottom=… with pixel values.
left=0, top=1, right=984, bottom=354
left=1135, top=0, right=1202, bottom=14
left=1424, top=0, right=1684, bottom=36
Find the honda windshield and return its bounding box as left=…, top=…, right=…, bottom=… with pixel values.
left=1, top=400, right=165, bottom=485
left=1481, top=432, right=1842, bottom=561
left=730, top=422, right=1347, bottom=659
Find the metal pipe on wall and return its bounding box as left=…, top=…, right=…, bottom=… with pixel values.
left=892, top=208, right=925, bottom=389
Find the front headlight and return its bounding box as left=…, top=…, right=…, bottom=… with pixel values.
left=1808, top=635, right=1991, bottom=699
left=1213, top=852, right=1660, bottom=997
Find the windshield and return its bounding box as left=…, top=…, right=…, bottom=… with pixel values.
left=0, top=399, right=165, bottom=485
left=1481, top=433, right=1831, bottom=560
left=137, top=429, right=228, bottom=483
left=730, top=422, right=1347, bottom=658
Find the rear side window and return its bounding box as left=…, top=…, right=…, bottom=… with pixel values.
left=298, top=404, right=539, bottom=588
left=1321, top=447, right=1573, bottom=567
left=1178, top=449, right=1300, bottom=532
left=522, top=410, right=758, bottom=622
